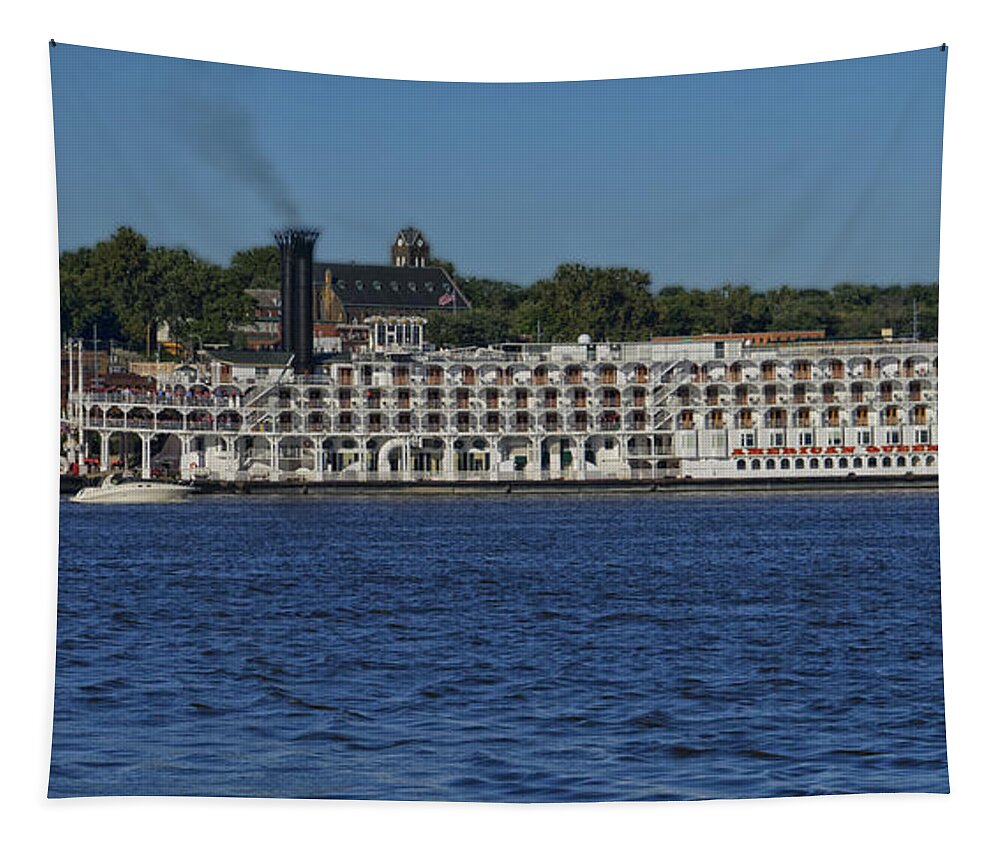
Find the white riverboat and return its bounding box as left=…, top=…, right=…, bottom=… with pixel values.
left=61, top=331, right=938, bottom=486
left=70, top=475, right=193, bottom=504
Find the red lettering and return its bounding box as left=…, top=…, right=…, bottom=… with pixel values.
left=927, top=444, right=938, bottom=452
left=897, top=446, right=910, bottom=453
left=809, top=447, right=823, bottom=455
left=840, top=446, right=856, bottom=454
left=767, top=448, right=781, bottom=455
left=747, top=448, right=764, bottom=456
left=824, top=446, right=839, bottom=454
left=866, top=446, right=880, bottom=453
left=732, top=448, right=745, bottom=456
left=782, top=447, right=798, bottom=455
left=911, top=444, right=925, bottom=452
left=881, top=446, right=896, bottom=454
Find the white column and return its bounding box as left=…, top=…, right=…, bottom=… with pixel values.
left=442, top=438, right=456, bottom=481
left=141, top=435, right=152, bottom=479
left=270, top=437, right=279, bottom=478
left=575, top=438, right=586, bottom=477
left=99, top=432, right=110, bottom=472
left=547, top=438, right=560, bottom=478
left=402, top=442, right=413, bottom=481
left=526, top=436, right=541, bottom=478
left=488, top=438, right=500, bottom=481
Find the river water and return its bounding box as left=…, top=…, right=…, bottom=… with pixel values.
left=50, top=491, right=948, bottom=800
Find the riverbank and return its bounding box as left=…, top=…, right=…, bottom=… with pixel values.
left=62, top=473, right=938, bottom=496
left=165, top=474, right=939, bottom=496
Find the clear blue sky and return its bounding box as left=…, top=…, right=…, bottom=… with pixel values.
left=49, top=44, right=946, bottom=289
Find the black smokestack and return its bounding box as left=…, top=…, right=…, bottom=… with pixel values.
left=276, top=233, right=296, bottom=354
left=274, top=228, right=320, bottom=373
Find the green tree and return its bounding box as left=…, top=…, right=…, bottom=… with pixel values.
left=228, top=245, right=280, bottom=290
left=511, top=264, right=657, bottom=342
left=90, top=227, right=155, bottom=354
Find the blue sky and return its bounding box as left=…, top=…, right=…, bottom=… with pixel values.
left=49, top=44, right=946, bottom=288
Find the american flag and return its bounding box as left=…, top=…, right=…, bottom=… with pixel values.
left=438, top=291, right=455, bottom=307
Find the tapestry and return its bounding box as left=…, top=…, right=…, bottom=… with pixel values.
left=50, top=44, right=948, bottom=801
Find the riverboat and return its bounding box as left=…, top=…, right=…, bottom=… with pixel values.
left=60, top=332, right=937, bottom=486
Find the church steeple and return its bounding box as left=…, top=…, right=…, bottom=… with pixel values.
left=391, top=227, right=430, bottom=268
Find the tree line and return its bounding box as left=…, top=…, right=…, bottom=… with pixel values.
left=427, top=263, right=938, bottom=347
left=60, top=226, right=263, bottom=356
left=60, top=227, right=938, bottom=354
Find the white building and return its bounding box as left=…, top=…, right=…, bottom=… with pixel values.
left=62, top=336, right=938, bottom=483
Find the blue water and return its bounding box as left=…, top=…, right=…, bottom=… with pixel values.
left=50, top=492, right=948, bottom=801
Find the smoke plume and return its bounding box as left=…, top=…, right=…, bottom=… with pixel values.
left=182, top=99, right=301, bottom=225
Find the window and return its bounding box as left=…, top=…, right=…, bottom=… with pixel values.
left=916, top=429, right=930, bottom=444
left=255, top=367, right=268, bottom=377
left=740, top=432, right=756, bottom=448
left=857, top=430, right=871, bottom=445
left=887, top=430, right=901, bottom=445
left=770, top=432, right=785, bottom=448
left=827, top=432, right=843, bottom=446
left=798, top=432, right=814, bottom=447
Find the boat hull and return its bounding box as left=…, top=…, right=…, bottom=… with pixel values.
left=70, top=481, right=193, bottom=504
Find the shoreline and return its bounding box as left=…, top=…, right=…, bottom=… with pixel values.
left=61, top=473, right=938, bottom=496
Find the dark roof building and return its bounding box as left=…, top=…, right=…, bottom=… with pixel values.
left=313, top=262, right=469, bottom=319
left=242, top=229, right=470, bottom=341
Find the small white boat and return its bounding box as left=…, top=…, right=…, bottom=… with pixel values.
left=70, top=475, right=193, bottom=504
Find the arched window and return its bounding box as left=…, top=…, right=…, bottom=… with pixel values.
left=736, top=459, right=746, bottom=470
